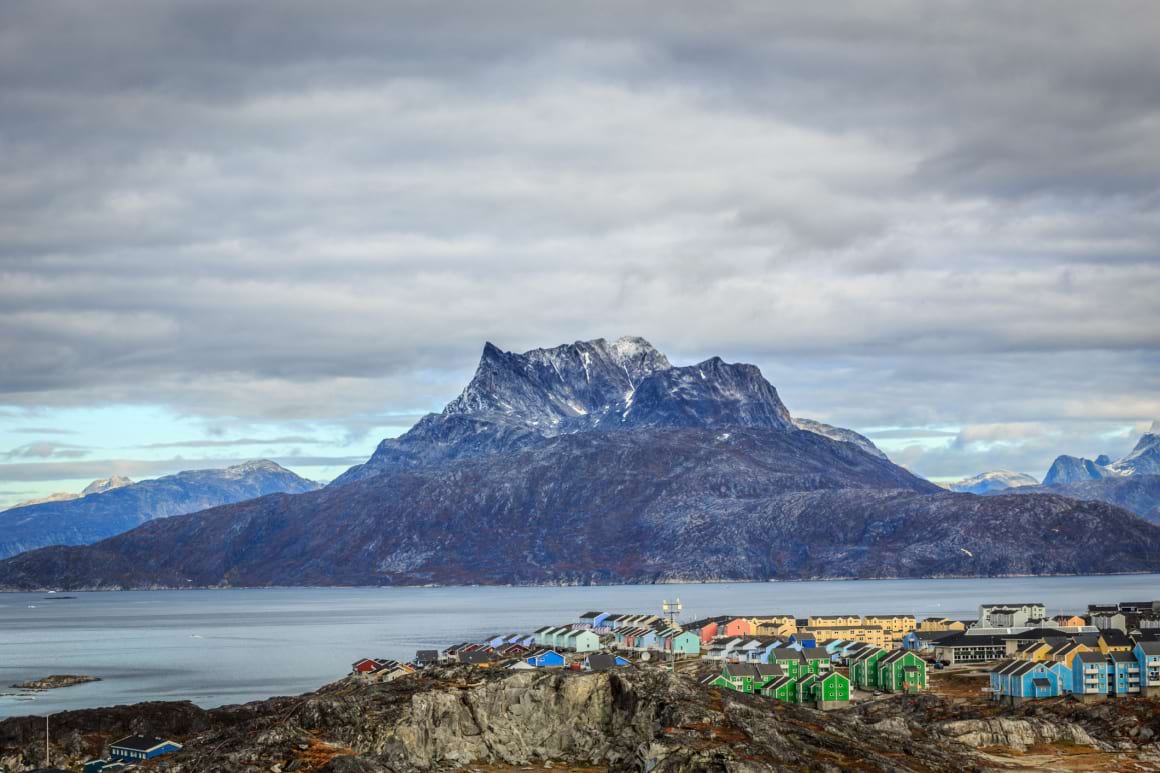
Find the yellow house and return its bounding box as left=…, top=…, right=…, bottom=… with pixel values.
left=808, top=615, right=862, bottom=628
left=1014, top=641, right=1054, bottom=662
left=753, top=617, right=797, bottom=637
left=1098, top=632, right=1134, bottom=654
left=1048, top=641, right=1090, bottom=668
left=917, top=617, right=967, bottom=633
left=801, top=624, right=886, bottom=649
left=1052, top=615, right=1086, bottom=628
left=864, top=615, right=917, bottom=644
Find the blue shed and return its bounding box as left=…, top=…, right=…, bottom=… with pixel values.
left=527, top=649, right=566, bottom=668
left=110, top=735, right=183, bottom=762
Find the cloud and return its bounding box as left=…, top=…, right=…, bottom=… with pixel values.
left=10, top=426, right=77, bottom=435
left=2, top=442, right=91, bottom=460
left=136, top=435, right=322, bottom=449
left=0, top=455, right=367, bottom=483
left=0, top=1, right=1156, bottom=484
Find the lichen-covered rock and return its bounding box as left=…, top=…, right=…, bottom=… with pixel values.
left=938, top=717, right=1101, bottom=751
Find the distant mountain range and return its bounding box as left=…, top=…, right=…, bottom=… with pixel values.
left=975, top=423, right=1160, bottom=525
left=5, top=475, right=134, bottom=510
left=0, top=461, right=319, bottom=559
left=1, top=337, right=1158, bottom=590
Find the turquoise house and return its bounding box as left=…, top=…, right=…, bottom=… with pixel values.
left=668, top=630, right=701, bottom=655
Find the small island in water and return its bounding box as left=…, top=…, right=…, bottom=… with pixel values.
left=11, top=675, right=100, bottom=690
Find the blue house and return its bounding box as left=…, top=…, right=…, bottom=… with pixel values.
left=989, top=660, right=1059, bottom=704
left=109, top=735, right=183, bottom=763
left=526, top=649, right=566, bottom=668
left=1134, top=642, right=1160, bottom=696
left=1071, top=652, right=1110, bottom=700
left=1109, top=651, right=1141, bottom=695
left=788, top=633, right=817, bottom=648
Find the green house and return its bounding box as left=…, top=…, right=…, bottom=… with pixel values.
left=800, top=647, right=832, bottom=676
left=877, top=650, right=926, bottom=693
left=760, top=674, right=798, bottom=703
left=850, top=647, right=887, bottom=689
left=768, top=648, right=806, bottom=679
left=813, top=671, right=851, bottom=705
left=795, top=673, right=817, bottom=703
left=708, top=663, right=782, bottom=694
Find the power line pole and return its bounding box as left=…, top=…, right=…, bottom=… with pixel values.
left=44, top=714, right=50, bottom=767
left=662, top=597, right=682, bottom=673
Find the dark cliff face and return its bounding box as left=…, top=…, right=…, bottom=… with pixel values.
left=0, top=461, right=319, bottom=559
left=2, top=337, right=1159, bottom=590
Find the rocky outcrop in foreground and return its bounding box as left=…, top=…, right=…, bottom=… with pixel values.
left=4, top=666, right=1160, bottom=772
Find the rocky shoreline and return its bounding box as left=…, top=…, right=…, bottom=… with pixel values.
left=2, top=665, right=1160, bottom=772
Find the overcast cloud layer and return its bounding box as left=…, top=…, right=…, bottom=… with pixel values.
left=1, top=1, right=1158, bottom=501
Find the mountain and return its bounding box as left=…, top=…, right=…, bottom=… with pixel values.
left=2, top=337, right=1159, bottom=590
left=792, top=418, right=888, bottom=460
left=949, top=470, right=1039, bottom=495
left=5, top=475, right=133, bottom=511
left=1108, top=421, right=1160, bottom=476
left=1042, top=455, right=1113, bottom=486
left=0, top=461, right=319, bottom=559
left=1022, top=421, right=1160, bottom=519
left=1003, top=474, right=1160, bottom=526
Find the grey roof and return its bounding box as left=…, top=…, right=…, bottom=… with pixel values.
left=1075, top=652, right=1107, bottom=664
left=800, top=647, right=830, bottom=660
left=585, top=652, right=617, bottom=671
left=1136, top=641, right=1160, bottom=655
left=1031, top=677, right=1052, bottom=688
left=1109, top=651, right=1137, bottom=663
left=110, top=735, right=181, bottom=753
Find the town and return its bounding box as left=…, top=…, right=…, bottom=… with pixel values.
left=58, top=598, right=1160, bottom=771
left=349, top=599, right=1160, bottom=712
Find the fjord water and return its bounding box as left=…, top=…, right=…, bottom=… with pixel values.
left=2, top=575, right=1159, bottom=717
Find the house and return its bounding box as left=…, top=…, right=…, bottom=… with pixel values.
left=1052, top=614, right=1087, bottom=628
left=109, top=735, right=183, bottom=763
left=415, top=650, right=439, bottom=666
left=584, top=652, right=630, bottom=671
left=931, top=633, right=1007, bottom=665
left=800, top=647, right=833, bottom=676
left=876, top=650, right=927, bottom=693
left=750, top=614, right=797, bottom=637
left=526, top=649, right=566, bottom=668
left=799, top=670, right=851, bottom=710
left=808, top=614, right=861, bottom=628
left=667, top=630, right=702, bottom=655
left=1134, top=641, right=1160, bottom=696
left=863, top=615, right=917, bottom=645
left=560, top=629, right=601, bottom=652
left=683, top=617, right=724, bottom=643
left=849, top=646, right=887, bottom=690
left=798, top=624, right=886, bottom=649
left=1098, top=629, right=1134, bottom=653
left=978, top=603, right=1046, bottom=628
left=989, top=660, right=1059, bottom=704
left=917, top=617, right=967, bottom=633
left=708, top=662, right=783, bottom=694
left=1109, top=651, right=1141, bottom=695
left=718, top=617, right=757, bottom=637
left=759, top=674, right=798, bottom=702
left=767, top=648, right=807, bottom=679
left=1092, top=611, right=1128, bottom=632
left=1071, top=652, right=1110, bottom=701
left=460, top=650, right=494, bottom=666
left=903, top=630, right=956, bottom=652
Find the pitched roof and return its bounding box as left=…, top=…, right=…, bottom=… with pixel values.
left=110, top=735, right=181, bottom=753
left=1075, top=652, right=1107, bottom=664
left=585, top=652, right=617, bottom=671
left=1136, top=641, right=1160, bottom=655
left=1109, top=651, right=1137, bottom=663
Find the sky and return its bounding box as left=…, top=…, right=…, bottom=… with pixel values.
left=2, top=1, right=1159, bottom=507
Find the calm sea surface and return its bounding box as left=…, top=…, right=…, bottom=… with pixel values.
left=2, top=575, right=1159, bottom=717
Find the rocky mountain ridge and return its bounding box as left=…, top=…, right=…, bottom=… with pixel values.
left=0, top=461, right=319, bottom=559
left=1, top=337, right=1158, bottom=588
left=4, top=475, right=133, bottom=511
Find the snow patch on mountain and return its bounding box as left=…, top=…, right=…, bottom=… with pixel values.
left=792, top=418, right=888, bottom=460
left=949, top=469, right=1038, bottom=495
